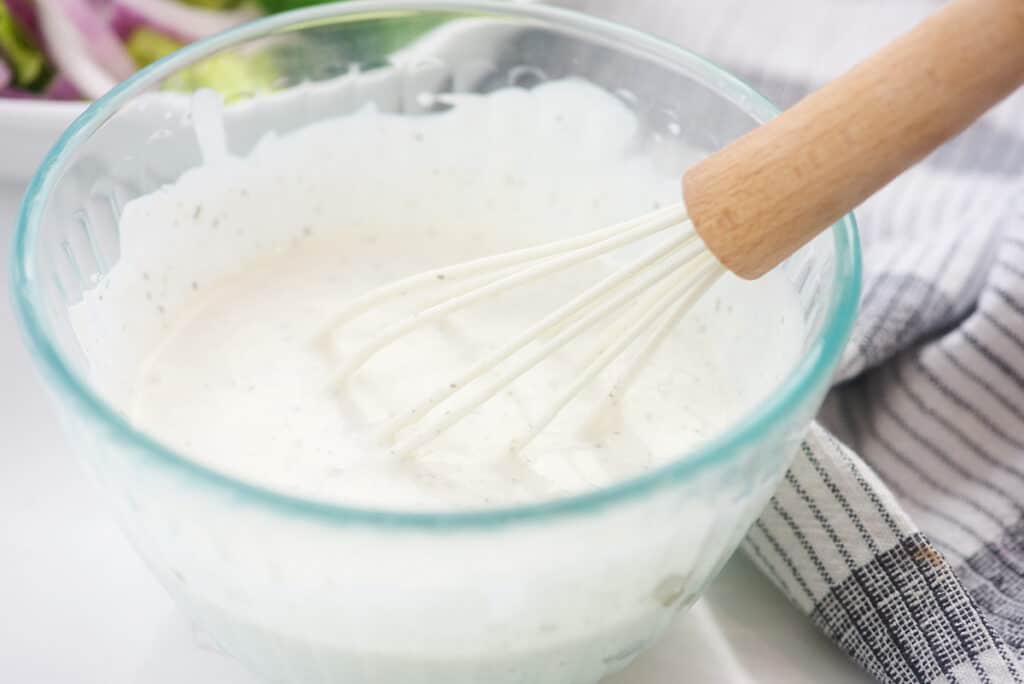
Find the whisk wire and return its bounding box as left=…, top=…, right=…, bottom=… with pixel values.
left=389, top=241, right=709, bottom=455
left=516, top=255, right=723, bottom=452
left=381, top=230, right=696, bottom=440
left=326, top=201, right=726, bottom=456
left=329, top=203, right=687, bottom=326
left=603, top=257, right=723, bottom=400
left=337, top=204, right=689, bottom=377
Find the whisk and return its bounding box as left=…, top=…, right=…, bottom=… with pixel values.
left=330, top=0, right=1024, bottom=456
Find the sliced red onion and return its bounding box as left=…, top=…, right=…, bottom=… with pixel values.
left=43, top=74, right=83, bottom=101
left=0, top=59, right=11, bottom=91
left=56, top=0, right=137, bottom=80
left=111, top=0, right=258, bottom=43
left=89, top=0, right=142, bottom=41
left=36, top=1, right=117, bottom=99
left=0, top=86, right=36, bottom=99
left=103, top=0, right=144, bottom=40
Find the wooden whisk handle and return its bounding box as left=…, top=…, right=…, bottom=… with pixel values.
left=683, top=0, right=1024, bottom=279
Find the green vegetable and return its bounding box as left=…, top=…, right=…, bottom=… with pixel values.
left=0, top=2, right=51, bottom=89
left=126, top=28, right=182, bottom=68
left=163, top=50, right=279, bottom=102
left=156, top=2, right=448, bottom=104
left=253, top=0, right=340, bottom=13
left=181, top=0, right=244, bottom=8
left=253, top=0, right=450, bottom=49
left=298, top=14, right=450, bottom=64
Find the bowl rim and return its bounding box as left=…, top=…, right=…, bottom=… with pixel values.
left=9, top=0, right=861, bottom=529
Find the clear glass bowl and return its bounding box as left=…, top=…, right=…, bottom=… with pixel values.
left=10, top=2, right=860, bottom=683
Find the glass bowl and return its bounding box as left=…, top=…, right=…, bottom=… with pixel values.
left=10, top=2, right=860, bottom=683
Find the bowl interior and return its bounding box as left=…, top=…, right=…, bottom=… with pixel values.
left=11, top=1, right=860, bottom=525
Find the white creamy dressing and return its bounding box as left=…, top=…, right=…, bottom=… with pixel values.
left=72, top=80, right=806, bottom=511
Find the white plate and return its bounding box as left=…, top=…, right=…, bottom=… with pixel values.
left=0, top=99, right=85, bottom=182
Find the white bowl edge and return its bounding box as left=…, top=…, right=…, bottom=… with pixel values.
left=0, top=100, right=86, bottom=183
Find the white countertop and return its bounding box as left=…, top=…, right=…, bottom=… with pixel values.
left=0, top=177, right=869, bottom=682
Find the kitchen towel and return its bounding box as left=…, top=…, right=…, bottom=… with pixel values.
left=559, top=0, right=1024, bottom=681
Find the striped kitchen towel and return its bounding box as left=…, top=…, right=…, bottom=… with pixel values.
left=560, top=0, right=1024, bottom=681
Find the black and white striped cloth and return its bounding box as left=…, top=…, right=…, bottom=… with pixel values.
left=561, top=0, right=1024, bottom=680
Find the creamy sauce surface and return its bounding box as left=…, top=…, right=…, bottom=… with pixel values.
left=74, top=80, right=806, bottom=510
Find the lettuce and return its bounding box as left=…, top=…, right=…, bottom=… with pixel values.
left=125, top=26, right=182, bottom=67
left=0, top=1, right=51, bottom=90
left=162, top=49, right=278, bottom=102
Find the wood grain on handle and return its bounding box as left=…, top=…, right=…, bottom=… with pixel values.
left=683, top=0, right=1024, bottom=279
